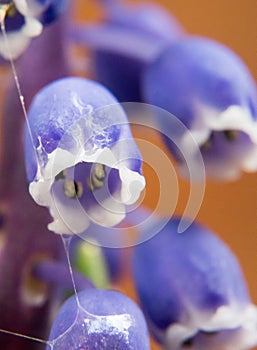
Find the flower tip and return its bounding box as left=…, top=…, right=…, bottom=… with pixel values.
left=23, top=17, right=43, bottom=37
left=120, top=167, right=146, bottom=205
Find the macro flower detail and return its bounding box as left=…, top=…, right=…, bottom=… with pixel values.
left=0, top=1, right=256, bottom=349
left=132, top=218, right=257, bottom=349
left=0, top=0, right=68, bottom=59
left=24, top=76, right=145, bottom=235
left=46, top=289, right=150, bottom=350
left=142, top=36, right=257, bottom=180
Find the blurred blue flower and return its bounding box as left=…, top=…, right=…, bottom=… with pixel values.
left=0, top=0, right=68, bottom=59
left=142, top=36, right=257, bottom=180
left=72, top=1, right=183, bottom=102
left=24, top=76, right=145, bottom=234
left=46, top=288, right=150, bottom=349
left=132, top=218, right=257, bottom=349
left=99, top=1, right=183, bottom=44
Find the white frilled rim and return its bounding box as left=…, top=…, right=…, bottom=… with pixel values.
left=29, top=146, right=145, bottom=235
left=0, top=11, right=42, bottom=59
left=164, top=303, right=257, bottom=350
left=179, top=104, right=257, bottom=180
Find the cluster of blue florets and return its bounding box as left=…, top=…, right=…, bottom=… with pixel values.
left=0, top=1, right=257, bottom=349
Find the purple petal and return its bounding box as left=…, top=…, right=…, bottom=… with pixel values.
left=46, top=289, right=150, bottom=349
left=133, top=218, right=257, bottom=349
left=24, top=77, right=145, bottom=234
left=142, top=36, right=257, bottom=180
left=72, top=2, right=184, bottom=102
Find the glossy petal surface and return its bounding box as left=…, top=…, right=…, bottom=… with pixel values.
left=25, top=77, right=145, bottom=234
left=46, top=289, right=150, bottom=350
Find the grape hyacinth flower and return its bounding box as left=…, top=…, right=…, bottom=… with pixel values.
left=73, top=1, right=183, bottom=101
left=24, top=76, right=145, bottom=234
left=0, top=0, right=68, bottom=59
left=99, top=1, right=182, bottom=40
left=142, top=36, right=257, bottom=180
left=46, top=288, right=150, bottom=349
left=133, top=218, right=257, bottom=350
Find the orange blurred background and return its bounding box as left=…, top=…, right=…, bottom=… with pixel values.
left=74, top=1, right=257, bottom=349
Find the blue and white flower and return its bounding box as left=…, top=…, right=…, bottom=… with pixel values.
left=142, top=36, right=257, bottom=180
left=0, top=0, right=68, bottom=59
left=24, top=76, right=145, bottom=235
left=133, top=218, right=257, bottom=349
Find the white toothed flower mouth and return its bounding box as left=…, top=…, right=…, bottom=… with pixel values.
left=165, top=304, right=257, bottom=350
left=25, top=77, right=145, bottom=235
left=0, top=0, right=67, bottom=59
left=142, top=36, right=257, bottom=181
left=179, top=104, right=257, bottom=180
left=133, top=218, right=257, bottom=350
